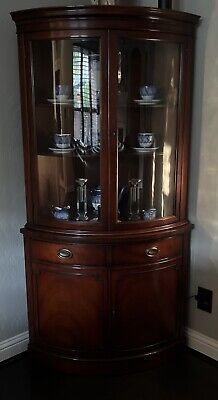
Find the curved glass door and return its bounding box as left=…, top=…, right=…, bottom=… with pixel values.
left=31, top=38, right=104, bottom=226
left=116, top=37, right=181, bottom=224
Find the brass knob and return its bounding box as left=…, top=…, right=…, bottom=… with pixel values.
left=57, top=248, right=73, bottom=259
left=145, top=247, right=159, bottom=258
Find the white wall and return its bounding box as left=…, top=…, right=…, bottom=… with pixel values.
left=179, top=0, right=218, bottom=342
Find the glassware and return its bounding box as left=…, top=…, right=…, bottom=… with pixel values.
left=52, top=206, right=70, bottom=220
left=128, top=178, right=142, bottom=221
left=91, top=186, right=101, bottom=220
left=76, top=179, right=88, bottom=221
left=142, top=208, right=157, bottom=221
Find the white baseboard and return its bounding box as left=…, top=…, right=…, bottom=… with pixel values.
left=186, top=328, right=218, bottom=361
left=0, top=331, right=29, bottom=363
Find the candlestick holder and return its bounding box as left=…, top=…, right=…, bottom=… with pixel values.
left=128, top=178, right=142, bottom=221
left=76, top=178, right=89, bottom=221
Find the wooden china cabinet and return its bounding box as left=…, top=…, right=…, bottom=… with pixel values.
left=11, top=6, right=199, bottom=373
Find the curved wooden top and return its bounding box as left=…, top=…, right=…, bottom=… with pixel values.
left=11, top=5, right=200, bottom=25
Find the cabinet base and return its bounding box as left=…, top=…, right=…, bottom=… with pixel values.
left=28, top=342, right=185, bottom=375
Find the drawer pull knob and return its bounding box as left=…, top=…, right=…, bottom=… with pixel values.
left=145, top=247, right=159, bottom=258
left=57, top=248, right=73, bottom=259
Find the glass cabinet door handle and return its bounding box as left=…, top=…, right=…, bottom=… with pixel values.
left=57, top=248, right=73, bottom=259
left=145, top=247, right=159, bottom=258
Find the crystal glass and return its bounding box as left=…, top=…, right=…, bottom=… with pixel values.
left=76, top=179, right=88, bottom=221
left=128, top=179, right=142, bottom=221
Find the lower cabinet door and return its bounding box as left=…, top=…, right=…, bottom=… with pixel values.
left=111, top=261, right=181, bottom=350
left=32, top=263, right=107, bottom=352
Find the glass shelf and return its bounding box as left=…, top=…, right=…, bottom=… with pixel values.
left=39, top=151, right=100, bottom=158
left=119, top=149, right=163, bottom=156
left=36, top=102, right=99, bottom=113
left=133, top=99, right=165, bottom=107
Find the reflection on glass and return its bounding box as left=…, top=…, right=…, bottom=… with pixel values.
left=117, top=39, right=180, bottom=222
left=32, top=39, right=101, bottom=223
left=73, top=46, right=99, bottom=147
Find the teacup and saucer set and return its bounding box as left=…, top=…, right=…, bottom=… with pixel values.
left=133, top=132, right=159, bottom=154
left=134, top=85, right=161, bottom=105
left=49, top=132, right=73, bottom=154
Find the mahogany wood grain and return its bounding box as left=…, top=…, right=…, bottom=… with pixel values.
left=31, top=240, right=107, bottom=266
left=11, top=6, right=200, bottom=36
left=111, top=236, right=182, bottom=266
left=32, top=263, right=107, bottom=351
left=111, top=260, right=180, bottom=349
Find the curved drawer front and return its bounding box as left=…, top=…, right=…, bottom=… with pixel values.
left=31, top=241, right=106, bottom=266
left=111, top=236, right=182, bottom=266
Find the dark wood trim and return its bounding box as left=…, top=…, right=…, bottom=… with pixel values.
left=11, top=7, right=200, bottom=38
left=11, top=6, right=200, bottom=25
left=17, top=35, right=34, bottom=223
left=179, top=38, right=195, bottom=220
left=21, top=221, right=193, bottom=243
left=28, top=340, right=185, bottom=375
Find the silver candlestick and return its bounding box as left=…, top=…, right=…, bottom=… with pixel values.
left=128, top=178, right=142, bottom=221
left=76, top=178, right=88, bottom=221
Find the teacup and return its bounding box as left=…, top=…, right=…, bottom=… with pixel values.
left=53, top=206, right=70, bottom=221
left=55, top=84, right=71, bottom=101
left=140, top=85, right=157, bottom=101
left=54, top=133, right=71, bottom=149
left=138, top=132, right=154, bottom=148
left=142, top=208, right=157, bottom=221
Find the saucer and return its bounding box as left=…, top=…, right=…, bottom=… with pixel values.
left=132, top=147, right=159, bottom=153
left=47, top=98, right=73, bottom=105
left=48, top=147, right=74, bottom=154
left=134, top=99, right=161, bottom=105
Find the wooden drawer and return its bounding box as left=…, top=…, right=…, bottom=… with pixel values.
left=111, top=236, right=182, bottom=266
left=31, top=241, right=106, bottom=266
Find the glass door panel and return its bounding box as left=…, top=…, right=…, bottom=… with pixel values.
left=31, top=38, right=102, bottom=224
left=117, top=39, right=180, bottom=223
